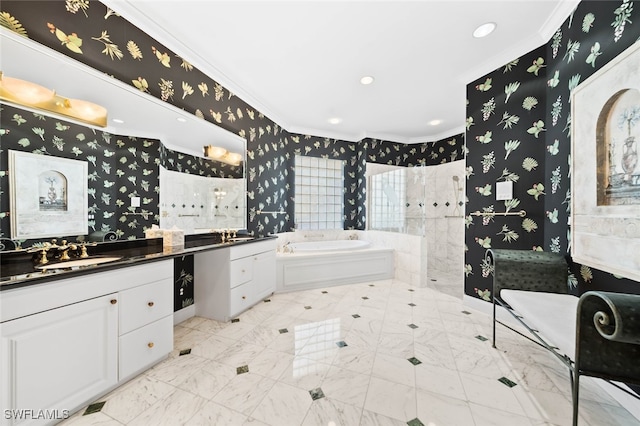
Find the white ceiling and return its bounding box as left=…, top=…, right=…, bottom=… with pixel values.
left=103, top=0, right=580, bottom=144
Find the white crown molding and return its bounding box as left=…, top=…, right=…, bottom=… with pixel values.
left=285, top=124, right=365, bottom=143
left=286, top=123, right=466, bottom=146
left=101, top=0, right=561, bottom=148
left=459, top=0, right=580, bottom=85
left=101, top=0, right=289, bottom=134
left=538, top=0, right=581, bottom=41
left=102, top=1, right=469, bottom=147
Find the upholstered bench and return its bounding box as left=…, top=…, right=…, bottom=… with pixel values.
left=500, top=289, right=578, bottom=359
left=486, top=249, right=640, bottom=426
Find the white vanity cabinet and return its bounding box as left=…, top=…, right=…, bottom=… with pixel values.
left=0, top=260, right=173, bottom=426
left=0, top=294, right=118, bottom=426
left=195, top=239, right=277, bottom=321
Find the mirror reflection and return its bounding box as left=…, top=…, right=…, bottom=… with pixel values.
left=0, top=30, right=247, bottom=249
left=159, top=167, right=246, bottom=233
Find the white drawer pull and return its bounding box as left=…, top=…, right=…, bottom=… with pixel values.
left=148, top=342, right=154, bottom=348
left=148, top=301, right=154, bottom=307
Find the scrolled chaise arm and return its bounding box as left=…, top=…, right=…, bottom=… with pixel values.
left=486, top=249, right=568, bottom=302
left=575, top=290, right=640, bottom=387
left=579, top=291, right=640, bottom=345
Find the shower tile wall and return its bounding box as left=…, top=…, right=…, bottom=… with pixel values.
left=422, top=160, right=465, bottom=280
left=364, top=230, right=426, bottom=287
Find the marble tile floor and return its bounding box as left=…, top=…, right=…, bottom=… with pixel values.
left=62, top=279, right=639, bottom=426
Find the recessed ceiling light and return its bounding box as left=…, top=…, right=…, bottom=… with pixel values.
left=112, top=118, right=124, bottom=124
left=429, top=119, right=442, bottom=126
left=473, top=22, right=496, bottom=38
left=176, top=117, right=187, bottom=123
left=328, top=117, right=342, bottom=125
left=360, top=75, right=375, bottom=85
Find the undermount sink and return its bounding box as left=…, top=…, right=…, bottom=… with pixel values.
left=36, top=256, right=123, bottom=270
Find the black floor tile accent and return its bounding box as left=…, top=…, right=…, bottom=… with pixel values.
left=237, top=365, right=249, bottom=375
left=279, top=328, right=289, bottom=334
left=407, top=357, right=422, bottom=365
left=408, top=323, right=419, bottom=329
left=83, top=401, right=106, bottom=415
left=475, top=335, right=488, bottom=342
left=408, top=289, right=415, bottom=292
left=321, top=291, right=328, bottom=294
left=498, top=377, right=517, bottom=388
left=231, top=318, right=240, bottom=323
left=179, top=348, right=192, bottom=356
left=461, top=310, right=472, bottom=315
left=309, top=387, right=325, bottom=401
left=304, top=306, right=312, bottom=310
left=263, top=299, right=271, bottom=302
left=369, top=284, right=375, bottom=287
left=336, top=341, right=348, bottom=348
left=408, top=303, right=416, bottom=307
left=362, top=296, right=369, bottom=300
left=407, top=418, right=425, bottom=426
left=352, top=314, right=361, bottom=318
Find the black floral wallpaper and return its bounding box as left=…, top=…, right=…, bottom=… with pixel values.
left=0, top=0, right=369, bottom=236
left=465, top=0, right=640, bottom=300
left=0, top=102, right=160, bottom=245
left=0, top=102, right=239, bottom=246
left=1, top=1, right=465, bottom=239
left=362, top=134, right=466, bottom=167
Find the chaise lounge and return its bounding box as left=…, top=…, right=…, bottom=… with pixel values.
left=486, top=248, right=640, bottom=426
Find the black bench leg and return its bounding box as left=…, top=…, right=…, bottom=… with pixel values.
left=492, top=297, right=497, bottom=348
left=572, top=370, right=580, bottom=426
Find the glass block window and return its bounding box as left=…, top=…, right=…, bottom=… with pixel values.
left=368, top=168, right=406, bottom=232
left=294, top=155, right=344, bottom=230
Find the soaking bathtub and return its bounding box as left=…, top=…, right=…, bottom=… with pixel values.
left=275, top=240, right=394, bottom=292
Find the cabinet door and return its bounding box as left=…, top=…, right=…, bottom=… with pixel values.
left=1, top=294, right=118, bottom=426
left=254, top=250, right=276, bottom=299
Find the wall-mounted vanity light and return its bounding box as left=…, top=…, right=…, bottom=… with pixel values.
left=0, top=71, right=107, bottom=127
left=203, top=145, right=242, bottom=166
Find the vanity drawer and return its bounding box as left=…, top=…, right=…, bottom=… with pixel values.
left=119, top=278, right=173, bottom=335
left=229, top=281, right=253, bottom=317
left=119, top=315, right=173, bottom=380
left=230, top=256, right=254, bottom=289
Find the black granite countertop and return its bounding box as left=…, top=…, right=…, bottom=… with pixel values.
left=0, top=234, right=277, bottom=291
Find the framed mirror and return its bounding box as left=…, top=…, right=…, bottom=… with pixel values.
left=1, top=29, right=247, bottom=243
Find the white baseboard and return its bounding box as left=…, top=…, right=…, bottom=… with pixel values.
left=463, top=295, right=640, bottom=422
left=173, top=304, right=195, bottom=325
